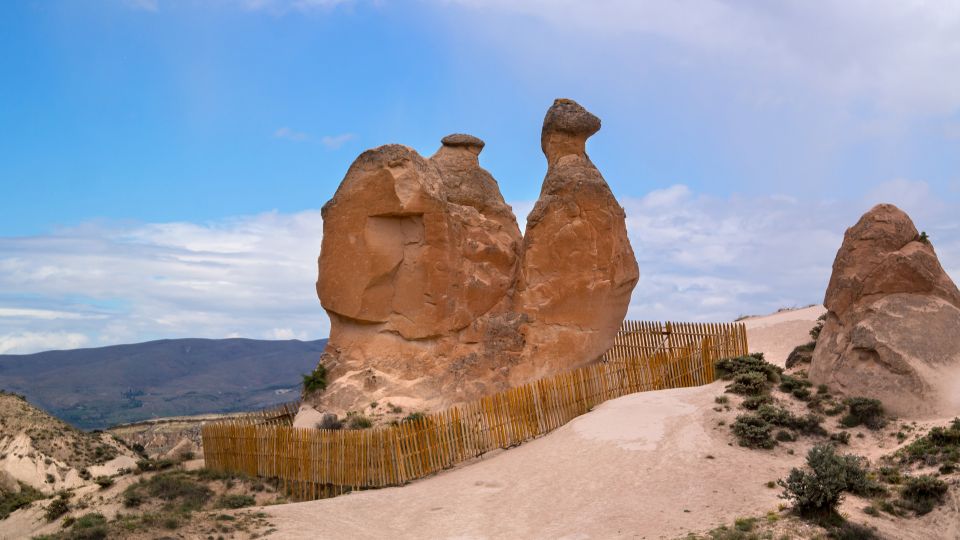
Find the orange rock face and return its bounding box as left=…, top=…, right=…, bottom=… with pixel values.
left=514, top=99, right=639, bottom=382
left=810, top=204, right=960, bottom=417
left=308, top=99, right=638, bottom=420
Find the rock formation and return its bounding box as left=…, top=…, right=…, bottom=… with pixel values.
left=810, top=204, right=960, bottom=417
left=304, top=99, right=638, bottom=421
left=514, top=99, right=639, bottom=383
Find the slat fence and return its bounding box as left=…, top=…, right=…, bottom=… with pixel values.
left=202, top=320, right=748, bottom=500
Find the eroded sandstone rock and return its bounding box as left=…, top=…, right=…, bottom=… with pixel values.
left=307, top=99, right=638, bottom=418
left=514, top=99, right=639, bottom=382
left=810, top=204, right=960, bottom=417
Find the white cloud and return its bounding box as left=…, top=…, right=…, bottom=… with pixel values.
left=1, top=182, right=956, bottom=354
left=320, top=133, right=355, bottom=150
left=0, top=332, right=90, bottom=355
left=274, top=127, right=311, bottom=142
left=443, top=0, right=960, bottom=116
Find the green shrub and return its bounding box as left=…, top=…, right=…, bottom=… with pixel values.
left=899, top=418, right=960, bottom=466
left=45, top=493, right=71, bottom=521
left=779, top=373, right=813, bottom=394
left=727, top=372, right=768, bottom=396
left=347, top=414, right=372, bottom=429
left=830, top=432, right=851, bottom=445
left=93, top=476, right=114, bottom=489
left=810, top=313, right=827, bottom=341
left=775, top=430, right=795, bottom=442
left=0, top=482, right=44, bottom=519
left=840, top=397, right=885, bottom=430
left=778, top=444, right=872, bottom=516
left=714, top=395, right=729, bottom=405
left=218, top=494, right=256, bottom=509
left=123, top=472, right=212, bottom=512
left=756, top=404, right=826, bottom=436
left=302, top=364, right=328, bottom=393
left=136, top=458, right=175, bottom=472
left=732, top=414, right=775, bottom=449
left=741, top=395, right=772, bottom=410
left=61, top=512, right=108, bottom=540
left=785, top=342, right=816, bottom=369
left=403, top=412, right=426, bottom=423
left=899, top=475, right=948, bottom=515
left=716, top=354, right=782, bottom=382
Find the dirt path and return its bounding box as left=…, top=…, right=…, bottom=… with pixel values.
left=262, top=309, right=829, bottom=539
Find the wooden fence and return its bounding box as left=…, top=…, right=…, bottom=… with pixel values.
left=202, top=320, right=748, bottom=500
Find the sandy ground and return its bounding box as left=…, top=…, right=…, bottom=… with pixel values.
left=262, top=308, right=834, bottom=539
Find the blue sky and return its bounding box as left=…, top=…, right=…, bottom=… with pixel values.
left=2, top=0, right=960, bottom=353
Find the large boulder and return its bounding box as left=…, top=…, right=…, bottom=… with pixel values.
left=307, top=99, right=639, bottom=418
left=810, top=204, right=960, bottom=417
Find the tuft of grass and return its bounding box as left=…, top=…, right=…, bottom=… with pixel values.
left=218, top=494, right=256, bottom=509
left=898, top=475, right=948, bottom=515
left=727, top=372, right=768, bottom=396
left=347, top=414, right=372, bottom=429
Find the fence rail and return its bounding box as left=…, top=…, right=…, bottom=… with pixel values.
left=202, top=320, right=748, bottom=500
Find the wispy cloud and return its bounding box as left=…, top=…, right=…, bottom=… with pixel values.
left=319, top=133, right=354, bottom=149
left=274, top=128, right=355, bottom=149
left=1, top=181, right=956, bottom=354
left=273, top=127, right=311, bottom=142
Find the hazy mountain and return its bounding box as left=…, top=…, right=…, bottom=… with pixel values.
left=0, top=338, right=326, bottom=430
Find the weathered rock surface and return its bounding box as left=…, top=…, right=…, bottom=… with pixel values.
left=810, top=204, right=960, bottom=417
left=514, top=99, right=639, bottom=382
left=308, top=99, right=638, bottom=418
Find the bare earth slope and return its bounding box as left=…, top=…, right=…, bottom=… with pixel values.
left=263, top=308, right=832, bottom=539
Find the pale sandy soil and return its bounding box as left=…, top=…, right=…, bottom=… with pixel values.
left=261, top=307, right=840, bottom=539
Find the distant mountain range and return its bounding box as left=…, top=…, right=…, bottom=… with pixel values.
left=0, top=338, right=326, bottom=430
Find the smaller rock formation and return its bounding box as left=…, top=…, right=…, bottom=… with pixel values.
left=810, top=204, right=960, bottom=417
left=514, top=99, right=639, bottom=382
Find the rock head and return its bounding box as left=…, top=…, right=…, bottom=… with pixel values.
left=306, top=99, right=638, bottom=421
left=810, top=204, right=960, bottom=417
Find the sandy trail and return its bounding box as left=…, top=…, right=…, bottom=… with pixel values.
left=263, top=309, right=827, bottom=539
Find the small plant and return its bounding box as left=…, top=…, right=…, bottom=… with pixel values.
left=302, top=364, right=328, bottom=393
left=218, top=494, right=256, bottom=509
left=778, top=444, right=872, bottom=517
left=732, top=414, right=775, bottom=449
left=778, top=373, right=812, bottom=394
left=136, top=458, right=175, bottom=472
left=727, top=372, right=768, bottom=396
left=45, top=492, right=71, bottom=522
left=898, top=418, right=960, bottom=466
left=733, top=516, right=756, bottom=532
left=809, top=313, right=827, bottom=341
left=840, top=397, right=885, bottom=430
left=899, top=475, right=948, bottom=515
left=93, top=476, right=114, bottom=489
left=741, top=394, right=772, bottom=410
left=403, top=412, right=426, bottom=423
left=388, top=403, right=403, bottom=414
left=830, top=431, right=851, bottom=445
left=918, top=231, right=930, bottom=244
left=716, top=354, right=782, bottom=383
left=347, top=414, right=372, bottom=429
left=775, top=430, right=795, bottom=442
left=785, top=341, right=816, bottom=369
left=714, top=395, right=729, bottom=405
left=863, top=505, right=879, bottom=516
